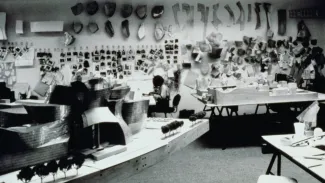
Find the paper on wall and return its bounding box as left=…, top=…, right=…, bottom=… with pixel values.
left=15, top=48, right=34, bottom=67
left=16, top=20, right=23, bottom=34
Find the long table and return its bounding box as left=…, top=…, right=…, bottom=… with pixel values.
left=192, top=91, right=325, bottom=118
left=263, top=135, right=325, bottom=183
left=0, top=119, right=209, bottom=183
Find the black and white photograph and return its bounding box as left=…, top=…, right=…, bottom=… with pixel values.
left=1, top=0, right=325, bottom=183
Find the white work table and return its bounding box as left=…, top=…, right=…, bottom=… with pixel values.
left=192, top=91, right=325, bottom=107
left=0, top=119, right=209, bottom=183
left=263, top=134, right=325, bottom=183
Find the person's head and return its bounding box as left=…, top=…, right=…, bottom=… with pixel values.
left=76, top=75, right=82, bottom=82
left=153, top=75, right=164, bottom=88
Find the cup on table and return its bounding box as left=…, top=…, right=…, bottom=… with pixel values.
left=294, top=122, right=305, bottom=138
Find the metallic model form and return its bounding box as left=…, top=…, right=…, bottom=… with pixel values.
left=172, top=3, right=180, bottom=28
left=0, top=104, right=70, bottom=174
left=255, top=3, right=261, bottom=30
left=122, top=99, right=149, bottom=135
left=236, top=1, right=245, bottom=31
left=212, top=4, right=222, bottom=30
left=224, top=4, right=235, bottom=27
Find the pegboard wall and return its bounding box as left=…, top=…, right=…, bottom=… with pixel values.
left=0, top=0, right=324, bottom=91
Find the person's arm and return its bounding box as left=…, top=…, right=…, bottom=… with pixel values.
left=160, top=85, right=168, bottom=99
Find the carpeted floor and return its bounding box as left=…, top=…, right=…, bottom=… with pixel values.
left=122, top=136, right=319, bottom=183
left=121, top=114, right=322, bottom=183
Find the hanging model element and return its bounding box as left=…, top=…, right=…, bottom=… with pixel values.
left=255, top=3, right=261, bottom=30
left=211, top=4, right=222, bottom=30
left=263, top=3, right=274, bottom=39
left=248, top=4, right=252, bottom=22
left=224, top=4, right=235, bottom=27
left=236, top=1, right=245, bottom=31
left=172, top=3, right=181, bottom=29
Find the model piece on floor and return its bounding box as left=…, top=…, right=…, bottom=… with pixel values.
left=121, top=19, right=130, bottom=38
left=248, top=4, right=252, bottom=22
left=263, top=3, right=274, bottom=39
left=138, top=23, right=146, bottom=40
left=236, top=1, right=245, bottom=31
left=278, top=9, right=287, bottom=36
left=255, top=3, right=261, bottom=30
left=172, top=3, right=180, bottom=29
left=152, top=5, right=164, bottom=18
left=224, top=4, right=235, bottom=27
left=135, top=5, right=147, bottom=19
left=105, top=20, right=114, bottom=37
left=104, top=2, right=116, bottom=17
left=121, top=4, right=133, bottom=18
left=212, top=4, right=222, bottom=30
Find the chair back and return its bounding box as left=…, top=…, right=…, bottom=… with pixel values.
left=172, top=94, right=181, bottom=111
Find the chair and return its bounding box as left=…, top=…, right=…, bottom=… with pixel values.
left=257, top=175, right=297, bottom=183
left=155, top=94, right=181, bottom=118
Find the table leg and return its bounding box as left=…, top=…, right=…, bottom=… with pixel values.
left=277, top=154, right=281, bottom=176
left=216, top=107, right=223, bottom=116
left=266, top=153, right=277, bottom=175
left=211, top=107, right=216, bottom=117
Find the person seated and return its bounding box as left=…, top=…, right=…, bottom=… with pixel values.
left=71, top=75, right=89, bottom=93
left=147, top=75, right=170, bottom=117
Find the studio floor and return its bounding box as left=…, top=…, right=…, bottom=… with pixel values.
left=122, top=112, right=324, bottom=183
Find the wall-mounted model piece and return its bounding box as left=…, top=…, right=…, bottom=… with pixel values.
left=182, top=3, right=194, bottom=27
left=224, top=4, right=235, bottom=27
left=263, top=3, right=274, bottom=39
left=104, top=2, right=116, bottom=17
left=121, top=20, right=130, bottom=38
left=138, top=23, right=146, bottom=40
left=87, top=22, right=99, bottom=34
left=212, top=4, right=222, bottom=30
left=198, top=3, right=209, bottom=39
left=121, top=4, right=133, bottom=18
left=63, top=32, right=75, bottom=46
left=72, top=21, right=83, bottom=34
left=172, top=3, right=180, bottom=28
left=154, top=22, right=165, bottom=41
left=248, top=4, right=252, bottom=22
left=0, top=13, right=7, bottom=40
left=86, top=1, right=99, bottom=16
left=236, top=1, right=245, bottom=31
left=105, top=20, right=114, bottom=37
left=135, top=5, right=147, bottom=19
left=255, top=3, right=261, bottom=30
left=152, top=6, right=164, bottom=19
left=71, top=3, right=84, bottom=16
left=278, top=9, right=287, bottom=36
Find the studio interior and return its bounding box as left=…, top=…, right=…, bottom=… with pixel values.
left=0, top=0, right=325, bottom=183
